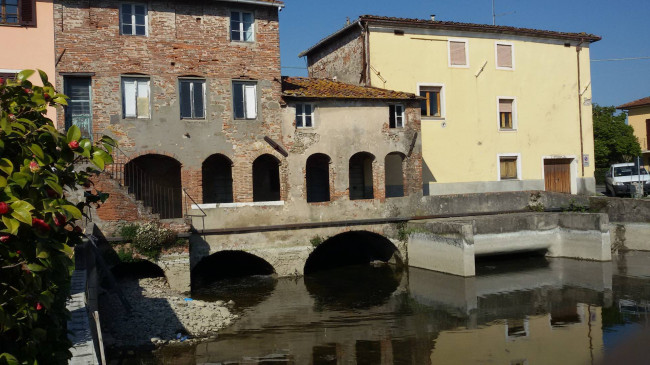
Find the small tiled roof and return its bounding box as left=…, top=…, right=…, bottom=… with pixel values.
left=282, top=77, right=422, bottom=100
left=617, top=96, right=650, bottom=109
left=300, top=15, right=600, bottom=57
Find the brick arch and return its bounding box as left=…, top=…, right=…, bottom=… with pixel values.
left=124, top=154, right=183, bottom=218
left=202, top=154, right=234, bottom=204
left=303, top=230, right=403, bottom=275
left=385, top=152, right=406, bottom=198
left=349, top=152, right=377, bottom=200
left=123, top=150, right=183, bottom=166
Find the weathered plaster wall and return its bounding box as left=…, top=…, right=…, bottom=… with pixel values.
left=626, top=105, right=650, bottom=169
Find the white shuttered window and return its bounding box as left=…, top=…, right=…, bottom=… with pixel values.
left=233, top=81, right=257, bottom=119
left=122, top=77, right=150, bottom=118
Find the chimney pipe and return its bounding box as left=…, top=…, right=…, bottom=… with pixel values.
left=430, top=14, right=436, bottom=21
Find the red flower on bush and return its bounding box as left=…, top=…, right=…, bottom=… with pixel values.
left=29, top=160, right=39, bottom=173
left=32, top=217, right=50, bottom=234
left=0, top=234, right=10, bottom=243
left=35, top=303, right=43, bottom=311
left=54, top=213, right=66, bottom=227
left=0, top=202, right=9, bottom=215
left=68, top=140, right=80, bottom=150
left=24, top=88, right=33, bottom=94
left=43, top=93, right=51, bottom=101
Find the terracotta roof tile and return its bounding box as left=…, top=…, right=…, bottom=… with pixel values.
left=300, top=15, right=600, bottom=57
left=282, top=77, right=421, bottom=100
left=617, top=96, right=650, bottom=109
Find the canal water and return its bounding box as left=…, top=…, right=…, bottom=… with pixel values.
left=149, top=251, right=650, bottom=364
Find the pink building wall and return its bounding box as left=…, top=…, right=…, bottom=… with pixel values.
left=1, top=0, right=57, bottom=121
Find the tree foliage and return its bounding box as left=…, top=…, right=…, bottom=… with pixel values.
left=0, top=70, right=115, bottom=364
left=593, top=104, right=642, bottom=167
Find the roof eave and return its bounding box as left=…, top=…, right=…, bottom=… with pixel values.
left=222, top=0, right=284, bottom=9
left=362, top=17, right=601, bottom=43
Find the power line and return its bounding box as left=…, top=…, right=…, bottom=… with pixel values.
left=592, top=56, right=650, bottom=62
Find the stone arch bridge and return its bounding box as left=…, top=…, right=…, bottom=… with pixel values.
left=124, top=191, right=614, bottom=293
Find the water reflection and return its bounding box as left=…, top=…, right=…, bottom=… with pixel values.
left=150, top=251, right=650, bottom=365
left=305, top=264, right=403, bottom=311
left=192, top=275, right=277, bottom=309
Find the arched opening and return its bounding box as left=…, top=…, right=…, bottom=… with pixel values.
left=253, top=154, right=281, bottom=202
left=304, top=231, right=402, bottom=274
left=124, top=154, right=182, bottom=218
left=191, top=251, right=277, bottom=307
left=385, top=152, right=405, bottom=198
left=304, top=231, right=403, bottom=310
left=202, top=154, right=233, bottom=204
left=349, top=152, right=375, bottom=200
left=306, top=153, right=331, bottom=203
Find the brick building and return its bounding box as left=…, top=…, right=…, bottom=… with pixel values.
left=53, top=0, right=423, bottom=229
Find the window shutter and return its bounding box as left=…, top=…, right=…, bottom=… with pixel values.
left=389, top=105, right=396, bottom=128
left=244, top=84, right=257, bottom=119
left=497, top=44, right=512, bottom=68
left=499, top=99, right=513, bottom=113
left=450, top=41, right=467, bottom=66
left=123, top=80, right=136, bottom=117
left=20, top=0, right=37, bottom=26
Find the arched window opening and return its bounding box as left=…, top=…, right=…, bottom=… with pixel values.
left=253, top=154, right=281, bottom=202
left=349, top=152, right=375, bottom=200
left=385, top=152, right=405, bottom=198
left=306, top=153, right=331, bottom=203
left=202, top=154, right=233, bottom=204
left=124, top=154, right=182, bottom=218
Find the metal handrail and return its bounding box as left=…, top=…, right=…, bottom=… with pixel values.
left=93, top=133, right=183, bottom=219
left=182, top=188, right=206, bottom=235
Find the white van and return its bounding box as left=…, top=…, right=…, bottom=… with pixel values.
left=604, top=163, right=649, bottom=197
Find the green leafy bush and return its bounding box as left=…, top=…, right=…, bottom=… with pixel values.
left=0, top=70, right=115, bottom=364
left=309, top=235, right=324, bottom=247
left=117, top=223, right=138, bottom=241
left=130, top=222, right=177, bottom=260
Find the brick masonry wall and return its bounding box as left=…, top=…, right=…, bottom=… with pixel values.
left=307, top=29, right=365, bottom=85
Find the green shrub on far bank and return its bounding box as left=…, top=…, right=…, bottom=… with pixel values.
left=115, top=222, right=180, bottom=260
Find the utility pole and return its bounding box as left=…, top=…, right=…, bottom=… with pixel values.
left=492, top=0, right=495, bottom=25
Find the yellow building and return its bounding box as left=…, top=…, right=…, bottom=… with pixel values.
left=617, top=96, right=650, bottom=169
left=301, top=15, right=600, bottom=195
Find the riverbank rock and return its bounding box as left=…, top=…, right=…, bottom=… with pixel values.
left=98, top=277, right=237, bottom=348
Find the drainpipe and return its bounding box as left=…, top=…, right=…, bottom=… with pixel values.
left=576, top=39, right=585, bottom=177
left=359, top=21, right=370, bottom=86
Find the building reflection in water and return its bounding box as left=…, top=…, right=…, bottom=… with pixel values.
left=156, top=253, right=650, bottom=365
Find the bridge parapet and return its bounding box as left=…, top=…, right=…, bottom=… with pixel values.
left=406, top=212, right=612, bottom=277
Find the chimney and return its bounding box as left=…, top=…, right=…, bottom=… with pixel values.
left=346, top=17, right=350, bottom=26
left=430, top=14, right=436, bottom=21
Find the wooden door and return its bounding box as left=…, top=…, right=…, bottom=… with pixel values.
left=544, top=159, right=572, bottom=193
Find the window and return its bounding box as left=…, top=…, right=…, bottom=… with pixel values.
left=64, top=77, right=93, bottom=138
left=389, top=105, right=404, bottom=128
left=498, top=98, right=516, bottom=130
left=0, top=71, right=17, bottom=81
left=179, top=79, right=205, bottom=119
left=120, top=3, right=147, bottom=36
left=295, top=103, right=313, bottom=128
left=496, top=42, right=514, bottom=70
left=231, top=11, right=254, bottom=42
left=419, top=86, right=442, bottom=118
left=232, top=81, right=257, bottom=119
left=122, top=77, right=150, bottom=118
left=499, top=155, right=520, bottom=180
left=1, top=0, right=35, bottom=26
left=448, top=39, right=468, bottom=67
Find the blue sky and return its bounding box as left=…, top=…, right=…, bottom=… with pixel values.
left=278, top=0, right=650, bottom=107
